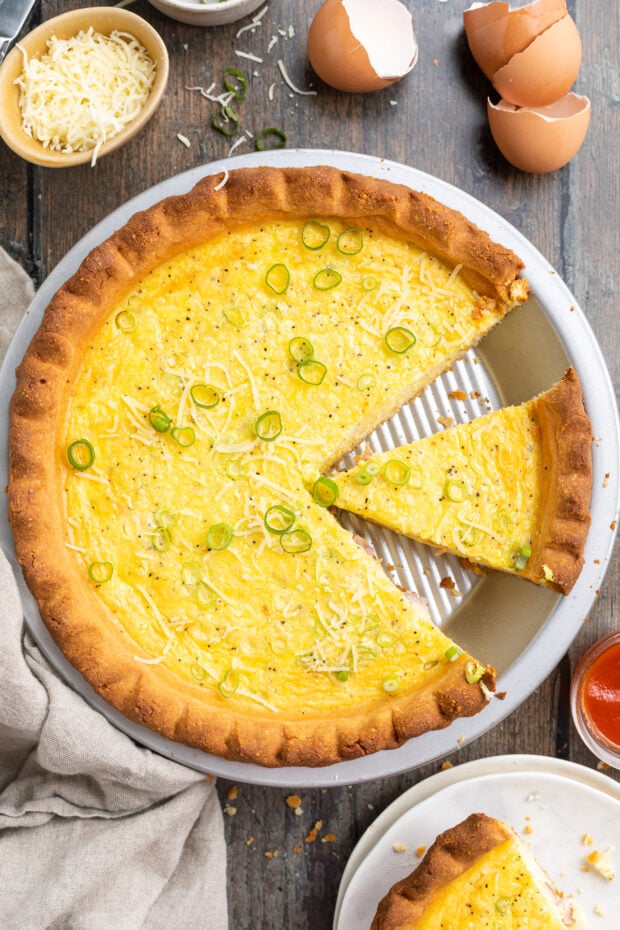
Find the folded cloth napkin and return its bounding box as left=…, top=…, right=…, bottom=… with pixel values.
left=0, top=249, right=228, bottom=930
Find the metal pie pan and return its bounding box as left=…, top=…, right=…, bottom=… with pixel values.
left=0, top=149, right=618, bottom=788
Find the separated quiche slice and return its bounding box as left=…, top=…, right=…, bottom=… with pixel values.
left=332, top=368, right=592, bottom=594
left=370, top=813, right=583, bottom=930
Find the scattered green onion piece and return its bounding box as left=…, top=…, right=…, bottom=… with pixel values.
left=514, top=544, right=532, bottom=571
left=465, top=661, right=485, bottom=685
left=356, top=373, right=376, bottom=391
left=495, top=898, right=511, bottom=915
left=265, top=263, right=290, bottom=295
left=264, top=504, right=296, bottom=535
left=223, top=306, right=245, bottom=327
left=280, top=527, right=312, bottom=554
left=301, top=220, right=330, bottom=250
left=195, top=581, right=215, bottom=608
left=152, top=526, right=172, bottom=552
left=542, top=564, right=554, bottom=582
left=255, top=127, right=287, bottom=151
left=445, top=645, right=463, bottom=662
left=221, top=103, right=239, bottom=123
left=88, top=561, right=113, bottom=584
left=364, top=461, right=381, bottom=477
left=382, top=675, right=400, bottom=693
left=457, top=524, right=480, bottom=547
left=149, top=405, right=171, bottom=433
left=288, top=336, right=314, bottom=363
left=336, top=670, right=350, bottom=683
left=223, top=67, right=247, bottom=100
left=190, top=662, right=207, bottom=682
left=298, top=359, right=327, bottom=385
left=422, top=327, right=442, bottom=348
left=191, top=383, right=220, bottom=409
left=67, top=439, right=95, bottom=471
left=355, top=469, right=373, bottom=485
left=313, top=268, right=342, bottom=291
left=383, top=459, right=410, bottom=486
left=337, top=227, right=363, bottom=255
left=361, top=275, right=378, bottom=292
left=212, top=108, right=238, bottom=137
left=217, top=668, right=240, bottom=699
left=444, top=478, right=468, bottom=503
left=206, top=522, right=233, bottom=551
left=171, top=426, right=195, bottom=448
left=155, top=509, right=178, bottom=529
left=181, top=561, right=203, bottom=585
left=224, top=456, right=246, bottom=480
left=115, top=310, right=136, bottom=333
left=384, top=326, right=416, bottom=354
left=255, top=410, right=283, bottom=441
left=312, top=476, right=339, bottom=508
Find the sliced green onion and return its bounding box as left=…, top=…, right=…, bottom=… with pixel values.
left=265, top=263, right=290, bottom=295
left=336, top=670, right=350, bottom=683
left=384, top=326, right=416, bottom=354
left=67, top=439, right=95, bottom=471
left=301, top=220, right=330, bottom=250
left=356, top=373, right=376, bottom=391
left=255, top=410, right=283, bottom=441
left=361, top=275, right=378, bottom=292
left=383, top=459, right=410, bottom=486
left=217, top=668, right=239, bottom=698
left=364, top=461, right=381, bottom=477
left=149, top=405, right=171, bottom=433
left=223, top=306, right=245, bottom=327
left=495, top=898, right=511, bottom=915
left=542, top=563, right=554, bottom=582
left=88, top=561, right=113, bottom=584
left=312, top=476, right=339, bottom=507
left=155, top=509, right=178, bottom=529
left=191, top=383, right=220, bottom=409
left=212, top=108, right=238, bottom=137
left=264, top=504, right=296, bottom=535
left=190, top=662, right=207, bottom=682
left=445, top=645, right=463, bottom=662
left=206, top=522, right=233, bottom=551
left=220, top=103, right=239, bottom=123
left=298, top=359, right=327, bottom=385
left=313, top=268, right=342, bottom=291
left=382, top=675, right=400, bottom=693
left=457, top=524, right=480, bottom=547
left=444, top=478, right=468, bottom=503
left=255, top=127, right=287, bottom=151
left=280, top=527, right=312, bottom=554
left=288, top=336, right=314, bottom=363
left=195, top=581, right=215, bottom=608
left=224, top=456, right=246, bottom=480
left=181, top=561, right=203, bottom=585
left=355, top=469, right=373, bottom=485
left=115, top=310, right=136, bottom=333
left=513, top=545, right=531, bottom=571
left=223, top=67, right=247, bottom=100
left=422, top=327, right=442, bottom=348
left=171, top=426, right=195, bottom=448
left=337, top=227, right=363, bottom=255
left=152, top=526, right=172, bottom=552
left=465, top=661, right=485, bottom=684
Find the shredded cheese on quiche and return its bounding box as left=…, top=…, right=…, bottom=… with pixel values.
left=15, top=28, right=156, bottom=165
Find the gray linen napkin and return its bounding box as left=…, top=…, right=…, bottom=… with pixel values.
left=0, top=249, right=228, bottom=930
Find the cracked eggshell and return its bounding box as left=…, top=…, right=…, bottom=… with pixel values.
left=463, top=0, right=567, bottom=80
left=491, top=14, right=582, bottom=107
left=307, top=0, right=417, bottom=94
left=487, top=93, right=591, bottom=173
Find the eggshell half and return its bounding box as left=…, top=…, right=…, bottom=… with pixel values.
left=464, top=0, right=567, bottom=80
left=487, top=94, right=591, bottom=173
left=491, top=14, right=581, bottom=107
left=307, top=0, right=417, bottom=93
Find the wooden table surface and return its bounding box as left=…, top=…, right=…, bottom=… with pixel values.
left=1, top=1, right=618, bottom=927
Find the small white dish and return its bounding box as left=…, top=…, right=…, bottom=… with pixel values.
left=145, top=0, right=266, bottom=27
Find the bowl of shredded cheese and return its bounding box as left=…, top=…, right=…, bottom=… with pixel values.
left=0, top=7, right=169, bottom=167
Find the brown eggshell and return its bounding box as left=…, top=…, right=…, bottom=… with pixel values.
left=492, top=14, right=582, bottom=107
left=307, top=0, right=416, bottom=94
left=487, top=94, right=591, bottom=173
left=464, top=0, right=567, bottom=80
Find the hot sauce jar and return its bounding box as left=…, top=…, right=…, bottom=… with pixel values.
left=571, top=632, right=620, bottom=769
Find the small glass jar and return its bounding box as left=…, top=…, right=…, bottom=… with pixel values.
left=570, top=632, right=620, bottom=769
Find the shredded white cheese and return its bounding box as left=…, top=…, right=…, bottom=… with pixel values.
left=15, top=28, right=156, bottom=166
left=277, top=59, right=317, bottom=96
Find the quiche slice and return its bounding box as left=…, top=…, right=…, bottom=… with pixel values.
left=370, top=812, right=583, bottom=930
left=331, top=368, right=592, bottom=594
left=8, top=165, right=529, bottom=767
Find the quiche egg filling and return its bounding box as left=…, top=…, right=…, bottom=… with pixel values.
left=62, top=219, right=495, bottom=716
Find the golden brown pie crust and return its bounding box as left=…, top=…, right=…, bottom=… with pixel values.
left=8, top=165, right=531, bottom=767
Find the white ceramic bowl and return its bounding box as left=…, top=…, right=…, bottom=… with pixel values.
left=0, top=7, right=169, bottom=167
left=146, top=0, right=266, bottom=27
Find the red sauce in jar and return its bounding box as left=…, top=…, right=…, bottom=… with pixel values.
left=582, top=641, right=620, bottom=748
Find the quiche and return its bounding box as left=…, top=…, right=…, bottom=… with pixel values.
left=8, top=165, right=530, bottom=767
left=332, top=368, right=592, bottom=594
left=370, top=812, right=583, bottom=930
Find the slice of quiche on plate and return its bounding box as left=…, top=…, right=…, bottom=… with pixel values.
left=9, top=165, right=532, bottom=767
left=331, top=368, right=593, bottom=594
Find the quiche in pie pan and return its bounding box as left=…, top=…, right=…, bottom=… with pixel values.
left=7, top=165, right=591, bottom=768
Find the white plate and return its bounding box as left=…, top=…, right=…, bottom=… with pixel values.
left=1, top=149, right=618, bottom=788
left=335, top=755, right=620, bottom=929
